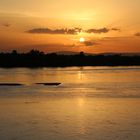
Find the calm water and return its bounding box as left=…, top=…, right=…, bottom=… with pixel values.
left=0, top=66, right=140, bottom=140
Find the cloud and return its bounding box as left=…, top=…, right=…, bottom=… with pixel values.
left=111, top=28, right=121, bottom=31
left=86, top=27, right=121, bottom=34
left=27, top=27, right=120, bottom=35
left=79, top=40, right=99, bottom=47
left=86, top=28, right=110, bottom=34
left=135, top=32, right=140, bottom=36
left=26, top=28, right=82, bottom=35
left=84, top=41, right=97, bottom=46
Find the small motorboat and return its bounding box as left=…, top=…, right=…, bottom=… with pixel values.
left=36, top=83, right=61, bottom=86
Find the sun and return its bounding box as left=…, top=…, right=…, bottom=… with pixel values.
left=79, top=37, right=85, bottom=42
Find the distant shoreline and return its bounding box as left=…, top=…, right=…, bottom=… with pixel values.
left=0, top=50, right=140, bottom=67
left=0, top=64, right=140, bottom=68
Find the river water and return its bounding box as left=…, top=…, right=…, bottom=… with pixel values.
left=0, top=66, right=140, bottom=140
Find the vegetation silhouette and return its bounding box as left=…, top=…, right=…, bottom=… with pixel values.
left=0, top=49, right=140, bottom=67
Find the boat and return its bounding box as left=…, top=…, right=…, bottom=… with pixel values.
left=36, top=83, right=61, bottom=86
left=0, top=83, right=23, bottom=86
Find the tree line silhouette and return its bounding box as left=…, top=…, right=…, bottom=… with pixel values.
left=0, top=50, right=140, bottom=67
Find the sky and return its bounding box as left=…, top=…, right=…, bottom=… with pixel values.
left=0, top=0, right=140, bottom=53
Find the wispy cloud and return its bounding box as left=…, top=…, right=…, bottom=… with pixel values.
left=83, top=41, right=98, bottom=46
left=135, top=32, right=140, bottom=36
left=79, top=39, right=99, bottom=47
left=86, top=27, right=120, bottom=34
left=111, top=28, right=121, bottom=31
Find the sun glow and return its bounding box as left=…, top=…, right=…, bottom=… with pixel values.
left=80, top=37, right=85, bottom=43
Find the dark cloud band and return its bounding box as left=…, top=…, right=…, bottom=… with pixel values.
left=26, top=27, right=120, bottom=35
left=26, top=28, right=82, bottom=35
left=86, top=28, right=109, bottom=34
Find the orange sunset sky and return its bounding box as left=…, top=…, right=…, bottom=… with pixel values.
left=0, top=0, right=140, bottom=53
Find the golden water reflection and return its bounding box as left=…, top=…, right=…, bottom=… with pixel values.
left=0, top=67, right=140, bottom=139
left=0, top=97, right=140, bottom=140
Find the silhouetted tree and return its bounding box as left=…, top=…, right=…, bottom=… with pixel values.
left=0, top=49, right=139, bottom=67
left=79, top=51, right=85, bottom=56
left=12, top=50, right=18, bottom=55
